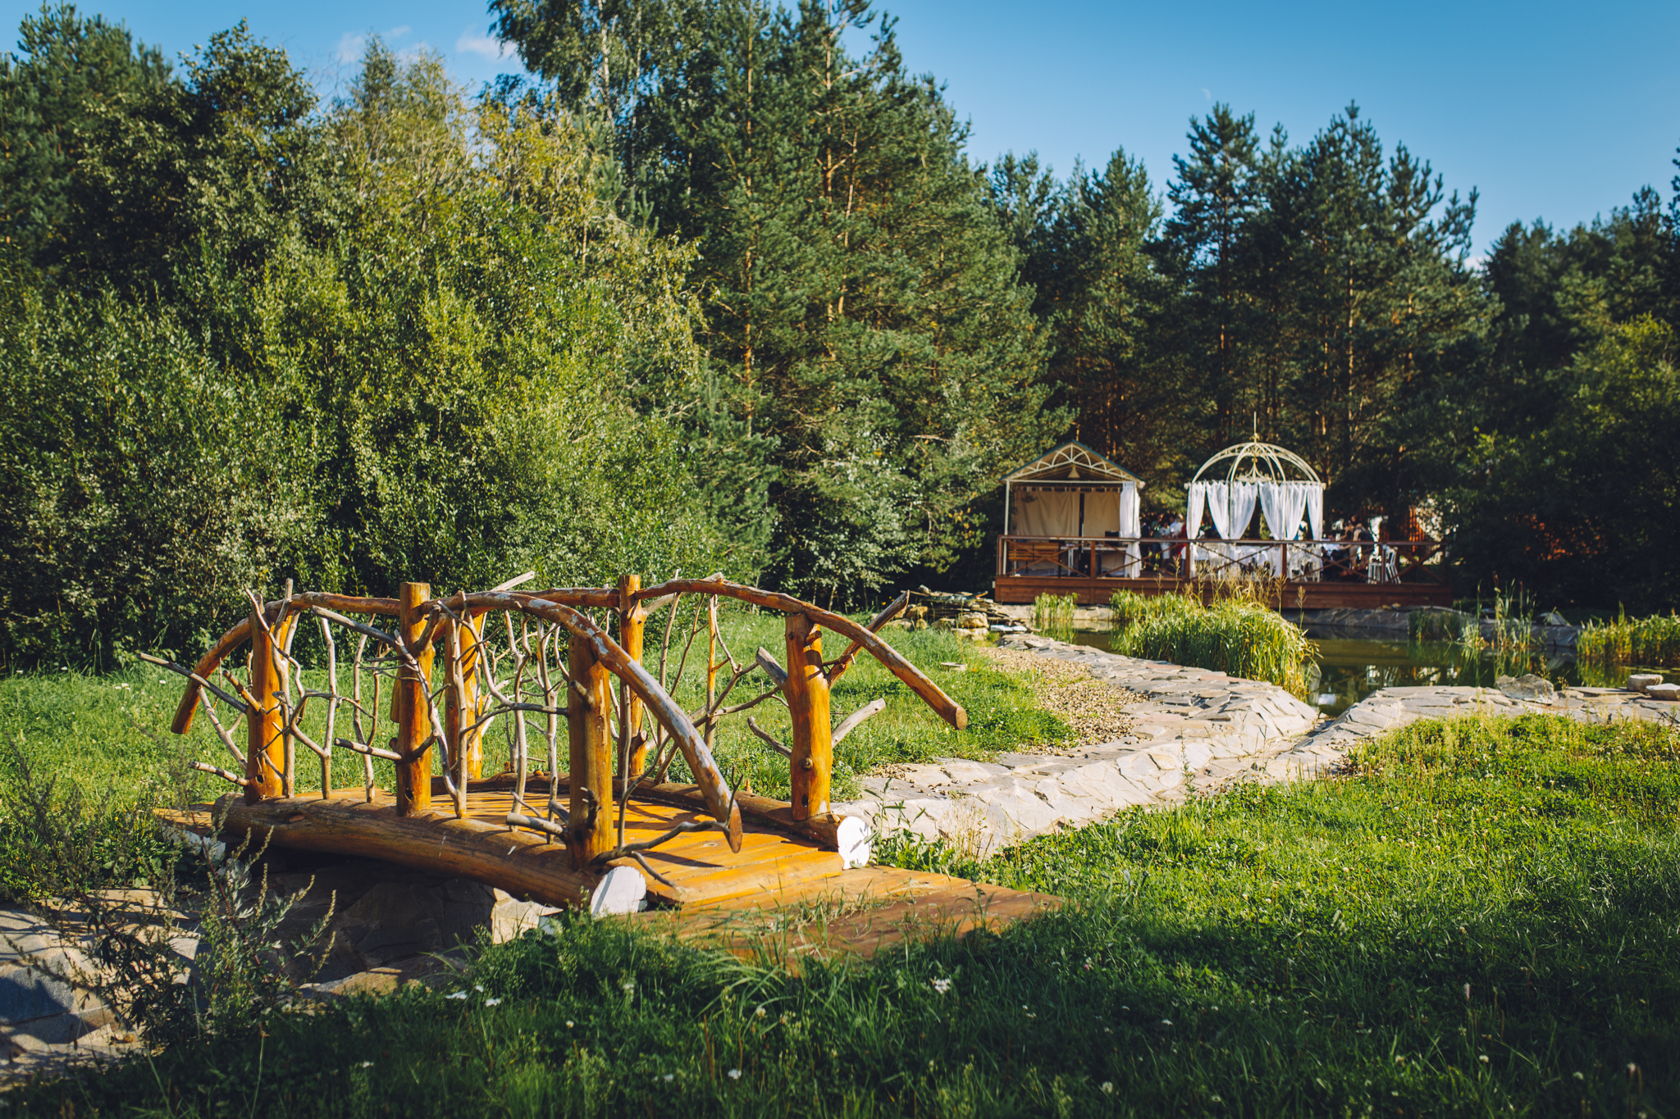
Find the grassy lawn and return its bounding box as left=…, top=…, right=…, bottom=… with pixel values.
left=7, top=712, right=1677, bottom=1116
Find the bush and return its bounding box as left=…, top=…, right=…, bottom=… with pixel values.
left=1108, top=590, right=1315, bottom=695
left=1578, top=611, right=1680, bottom=669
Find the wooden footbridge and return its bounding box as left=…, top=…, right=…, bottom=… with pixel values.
left=156, top=575, right=1057, bottom=939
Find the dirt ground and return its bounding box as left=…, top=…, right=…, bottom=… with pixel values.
left=977, top=644, right=1138, bottom=748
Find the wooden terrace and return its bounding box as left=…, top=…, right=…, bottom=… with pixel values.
left=994, top=535, right=1453, bottom=608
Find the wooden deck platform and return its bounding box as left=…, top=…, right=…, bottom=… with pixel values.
left=993, top=572, right=1454, bottom=608
left=628, top=867, right=1062, bottom=961
left=165, top=779, right=1059, bottom=952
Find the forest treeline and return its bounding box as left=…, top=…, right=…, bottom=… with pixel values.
left=0, top=1, right=1676, bottom=666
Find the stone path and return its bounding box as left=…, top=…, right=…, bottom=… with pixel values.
left=834, top=636, right=1678, bottom=858
left=833, top=634, right=1321, bottom=857
left=1282, top=681, right=1679, bottom=775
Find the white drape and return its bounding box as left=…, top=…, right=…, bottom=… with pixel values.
left=1186, top=484, right=1206, bottom=540
left=1118, top=483, right=1140, bottom=537
left=1226, top=482, right=1258, bottom=538
left=1306, top=486, right=1324, bottom=540
left=1201, top=482, right=1231, bottom=537
left=1194, top=481, right=1255, bottom=539
left=1258, top=482, right=1314, bottom=540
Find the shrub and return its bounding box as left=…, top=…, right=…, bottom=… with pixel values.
left=1108, top=591, right=1315, bottom=695
left=1577, top=611, right=1680, bottom=669
left=1031, top=592, right=1075, bottom=637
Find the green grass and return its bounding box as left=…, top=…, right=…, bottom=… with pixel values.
left=1033, top=592, right=1077, bottom=640
left=1108, top=591, right=1316, bottom=696
left=10, top=713, right=1678, bottom=1115
left=1578, top=611, right=1680, bottom=670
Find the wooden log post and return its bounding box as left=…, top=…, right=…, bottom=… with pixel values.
left=617, top=574, right=647, bottom=775
left=567, top=633, right=616, bottom=867
left=243, top=605, right=287, bottom=803
left=394, top=582, right=435, bottom=816
left=442, top=614, right=485, bottom=782
left=784, top=612, right=833, bottom=820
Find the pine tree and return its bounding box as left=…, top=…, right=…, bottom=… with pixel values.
left=496, top=0, right=1061, bottom=601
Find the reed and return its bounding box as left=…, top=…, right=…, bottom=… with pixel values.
left=1107, top=591, right=1315, bottom=696
left=1031, top=592, right=1076, bottom=639
left=1408, top=608, right=1476, bottom=643
left=1577, top=610, right=1680, bottom=668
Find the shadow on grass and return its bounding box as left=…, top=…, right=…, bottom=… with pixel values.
left=10, top=714, right=1680, bottom=1117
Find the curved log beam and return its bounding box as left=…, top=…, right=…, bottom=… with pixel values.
left=217, top=794, right=608, bottom=910
left=170, top=593, right=399, bottom=735
left=635, top=577, right=968, bottom=730
left=454, top=591, right=743, bottom=853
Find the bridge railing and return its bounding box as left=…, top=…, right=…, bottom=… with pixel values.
left=157, top=575, right=965, bottom=877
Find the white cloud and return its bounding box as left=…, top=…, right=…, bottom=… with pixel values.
left=336, top=25, right=416, bottom=63
left=456, top=31, right=516, bottom=61
left=336, top=32, right=367, bottom=63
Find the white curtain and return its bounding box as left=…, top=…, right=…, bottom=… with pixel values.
left=1306, top=485, right=1324, bottom=540
left=1226, top=482, right=1258, bottom=538
left=1201, top=482, right=1231, bottom=537
left=1258, top=482, right=1312, bottom=541
left=1191, top=481, right=1257, bottom=539
left=1186, top=483, right=1206, bottom=540
left=1011, top=488, right=1080, bottom=536
left=1118, top=483, right=1140, bottom=537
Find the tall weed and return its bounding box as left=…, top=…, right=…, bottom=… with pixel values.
left=1031, top=593, right=1076, bottom=639
left=1108, top=590, right=1315, bottom=695
left=1578, top=610, right=1680, bottom=669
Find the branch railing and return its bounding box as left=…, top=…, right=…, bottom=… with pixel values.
left=997, top=535, right=1447, bottom=584
left=158, top=575, right=964, bottom=875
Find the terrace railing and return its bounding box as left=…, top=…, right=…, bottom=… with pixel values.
left=997, top=535, right=1447, bottom=585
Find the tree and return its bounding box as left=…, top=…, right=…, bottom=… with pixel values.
left=1160, top=104, right=1266, bottom=439
left=0, top=4, right=172, bottom=279
left=496, top=0, right=1062, bottom=602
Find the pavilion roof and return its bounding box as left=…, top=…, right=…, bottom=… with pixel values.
left=1002, top=441, right=1145, bottom=486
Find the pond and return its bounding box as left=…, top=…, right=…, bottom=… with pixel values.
left=1066, top=629, right=1646, bottom=716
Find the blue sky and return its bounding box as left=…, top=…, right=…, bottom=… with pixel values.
left=6, top=0, right=1677, bottom=252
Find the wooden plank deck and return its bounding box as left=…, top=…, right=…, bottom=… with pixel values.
left=994, top=573, right=1453, bottom=608
left=163, top=782, right=1060, bottom=953
left=627, top=867, right=1061, bottom=961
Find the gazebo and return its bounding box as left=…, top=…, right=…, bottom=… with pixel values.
left=1185, top=440, right=1324, bottom=543
left=999, top=441, right=1145, bottom=577
left=990, top=437, right=1450, bottom=607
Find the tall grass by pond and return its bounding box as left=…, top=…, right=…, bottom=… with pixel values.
left=1108, top=589, right=1315, bottom=695
left=1031, top=592, right=1076, bottom=639
left=1578, top=610, right=1680, bottom=669
left=16, top=713, right=1679, bottom=1116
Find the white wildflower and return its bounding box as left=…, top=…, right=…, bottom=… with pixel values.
left=930, top=977, right=952, bottom=995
